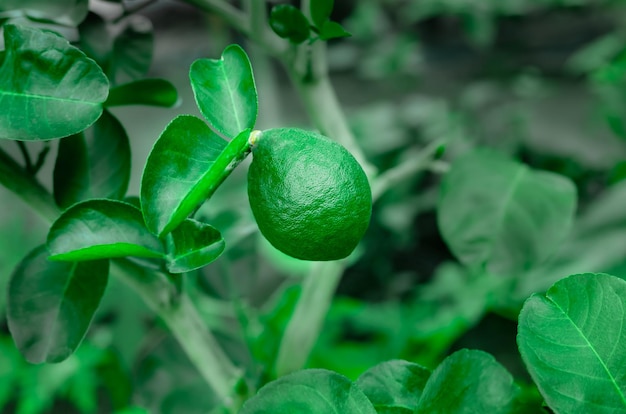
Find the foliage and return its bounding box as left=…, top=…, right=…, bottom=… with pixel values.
left=1, top=0, right=626, bottom=413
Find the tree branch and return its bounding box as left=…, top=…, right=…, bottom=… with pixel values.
left=0, top=146, right=242, bottom=409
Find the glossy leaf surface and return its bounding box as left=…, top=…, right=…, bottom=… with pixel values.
left=438, top=149, right=577, bottom=276
left=310, top=0, right=334, bottom=28
left=319, top=21, right=351, bottom=40
left=166, top=219, right=225, bottom=273
left=53, top=110, right=131, bottom=209
left=357, top=360, right=430, bottom=414
left=105, top=79, right=179, bottom=108
left=518, top=273, right=626, bottom=413
left=190, top=44, right=257, bottom=138
left=0, top=0, right=89, bottom=25
left=0, top=24, right=108, bottom=140
left=269, top=5, right=311, bottom=44
left=239, top=369, right=377, bottom=414
left=7, top=246, right=108, bottom=363
left=48, top=199, right=164, bottom=261
left=416, top=349, right=519, bottom=413
left=141, top=116, right=251, bottom=236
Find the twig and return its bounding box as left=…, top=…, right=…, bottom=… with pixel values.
left=15, top=141, right=34, bottom=173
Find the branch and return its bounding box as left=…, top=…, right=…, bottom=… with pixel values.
left=371, top=138, right=446, bottom=200
left=0, top=146, right=242, bottom=408
left=181, top=0, right=247, bottom=33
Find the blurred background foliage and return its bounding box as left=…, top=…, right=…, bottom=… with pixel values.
left=3, top=0, right=626, bottom=412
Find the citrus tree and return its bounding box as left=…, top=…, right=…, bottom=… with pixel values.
left=1, top=0, right=625, bottom=413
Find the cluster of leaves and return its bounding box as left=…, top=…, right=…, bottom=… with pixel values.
left=269, top=0, right=350, bottom=44
left=1, top=0, right=626, bottom=413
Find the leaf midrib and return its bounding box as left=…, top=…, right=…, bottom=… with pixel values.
left=0, top=89, right=102, bottom=105
left=219, top=57, right=242, bottom=133
left=550, top=297, right=626, bottom=408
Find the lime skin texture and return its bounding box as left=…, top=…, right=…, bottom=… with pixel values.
left=247, top=128, right=372, bottom=261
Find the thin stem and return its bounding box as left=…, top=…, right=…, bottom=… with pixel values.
left=288, top=74, right=376, bottom=179
left=112, top=259, right=242, bottom=405
left=180, top=0, right=248, bottom=35
left=0, top=146, right=59, bottom=223
left=16, top=141, right=34, bottom=173
left=371, top=138, right=446, bottom=201
left=274, top=261, right=344, bottom=377
left=0, top=146, right=242, bottom=409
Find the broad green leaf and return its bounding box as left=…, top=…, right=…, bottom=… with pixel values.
left=6, top=245, right=108, bottom=363
left=310, top=0, right=334, bottom=28
left=415, top=349, right=519, bottom=413
left=438, top=149, right=577, bottom=277
left=105, top=79, right=179, bottom=108
left=269, top=5, right=311, bottom=44
left=47, top=199, right=164, bottom=261
left=239, top=369, right=377, bottom=414
left=141, top=115, right=251, bottom=236
left=0, top=24, right=108, bottom=140
left=319, top=21, right=351, bottom=41
left=53, top=110, right=131, bottom=209
left=165, top=219, right=225, bottom=273
left=190, top=44, right=257, bottom=138
left=518, top=273, right=626, bottom=414
left=107, top=16, right=153, bottom=85
left=357, top=360, right=431, bottom=414
left=0, top=0, right=89, bottom=26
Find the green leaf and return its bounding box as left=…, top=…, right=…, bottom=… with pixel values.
left=105, top=79, right=179, bottom=108
left=319, top=20, right=351, bottom=41
left=518, top=273, right=626, bottom=413
left=239, top=369, right=377, bottom=413
left=190, top=44, right=258, bottom=138
left=357, top=360, right=431, bottom=414
left=6, top=245, right=108, bottom=363
left=78, top=12, right=113, bottom=67
left=415, top=349, right=519, bottom=413
left=0, top=0, right=89, bottom=26
left=0, top=24, right=109, bottom=140
left=437, top=149, right=577, bottom=277
left=269, top=5, right=311, bottom=44
left=310, top=0, right=334, bottom=28
left=165, top=219, right=225, bottom=273
left=141, top=115, right=251, bottom=236
left=107, top=16, right=153, bottom=85
left=47, top=199, right=164, bottom=261
left=53, top=110, right=131, bottom=209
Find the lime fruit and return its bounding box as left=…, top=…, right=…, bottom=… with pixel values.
left=247, top=128, right=372, bottom=261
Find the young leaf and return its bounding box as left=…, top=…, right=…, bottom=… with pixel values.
left=438, top=149, right=577, bottom=277
left=107, top=16, right=154, bottom=85
left=518, top=273, right=626, bottom=413
left=0, top=24, right=109, bottom=140
left=47, top=199, right=164, bottom=261
left=7, top=245, right=108, bottom=363
left=356, top=360, right=431, bottom=414
left=319, top=21, right=351, bottom=41
left=415, top=349, right=519, bottom=413
left=165, top=219, right=225, bottom=273
left=190, top=44, right=258, bottom=138
left=141, top=116, right=251, bottom=236
left=105, top=79, right=179, bottom=108
left=310, top=0, right=334, bottom=28
left=269, top=5, right=311, bottom=44
left=239, top=369, right=377, bottom=413
left=53, top=110, right=131, bottom=209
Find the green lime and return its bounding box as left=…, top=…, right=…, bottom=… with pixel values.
left=247, top=128, right=372, bottom=261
